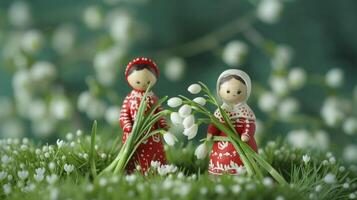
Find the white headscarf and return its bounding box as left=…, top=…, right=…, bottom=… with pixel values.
left=215, top=69, right=255, bottom=120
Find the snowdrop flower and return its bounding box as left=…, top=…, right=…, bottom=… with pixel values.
left=343, top=145, right=357, bottom=162
left=183, top=115, right=195, bottom=129
left=193, top=97, right=206, bottom=106
left=183, top=124, right=198, bottom=140
left=178, top=105, right=192, bottom=118
left=21, top=30, right=44, bottom=54
left=222, top=40, right=248, bottom=66
left=52, top=24, right=76, bottom=54
left=278, top=98, right=299, bottom=118
left=324, top=173, right=336, bottom=184
left=343, top=118, right=357, bottom=135
left=56, top=139, right=65, bottom=148
left=164, top=57, right=186, bottom=81
left=30, top=61, right=57, bottom=83
left=288, top=68, right=307, bottom=89
left=64, top=164, right=75, bottom=174
left=194, top=143, right=208, bottom=160
left=17, top=170, right=29, bottom=180
left=269, top=76, right=289, bottom=96
left=83, top=5, right=103, bottom=29
left=105, top=106, right=121, bottom=125
left=257, top=0, right=283, bottom=24
left=287, top=129, right=311, bottom=149
left=325, top=68, right=344, bottom=88
left=302, top=154, right=310, bottom=164
left=258, top=92, right=278, bottom=112
left=187, top=84, right=202, bottom=94
left=170, top=112, right=183, bottom=125
left=46, top=174, right=58, bottom=184
left=167, top=97, right=182, bottom=108
left=163, top=132, right=176, bottom=146
left=271, top=45, right=293, bottom=70
left=8, top=1, right=31, bottom=27
left=321, top=97, right=345, bottom=127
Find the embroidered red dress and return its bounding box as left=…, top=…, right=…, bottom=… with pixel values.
left=119, top=90, right=168, bottom=173
left=207, top=104, right=257, bottom=175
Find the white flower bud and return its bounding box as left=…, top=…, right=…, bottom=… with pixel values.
left=194, top=143, right=208, bottom=160
left=187, top=84, right=202, bottom=94
left=167, top=97, right=182, bottom=108
left=183, top=115, right=195, bottom=129
left=222, top=40, right=248, bottom=66
left=165, top=57, right=186, bottom=81
left=193, top=97, right=206, bottom=106
left=257, top=0, right=283, bottom=24
left=170, top=112, right=183, bottom=125
left=178, top=105, right=192, bottom=118
left=183, top=124, right=198, bottom=140
left=163, top=132, right=176, bottom=146
left=288, top=68, right=306, bottom=89
left=325, top=68, right=344, bottom=88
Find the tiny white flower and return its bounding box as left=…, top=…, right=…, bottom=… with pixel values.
left=343, top=118, right=357, bottom=135
left=222, top=40, right=248, bottom=66
left=287, top=129, right=311, bottom=149
left=66, top=132, right=74, bottom=141
left=236, top=166, right=246, bottom=175
left=17, top=170, right=29, bottom=180
left=187, top=84, right=202, bottom=94
left=170, top=112, right=183, bottom=125
left=46, top=174, right=58, bottom=184
left=263, top=177, right=274, bottom=187
left=163, top=132, right=176, bottom=146
left=276, top=196, right=285, bottom=200
left=167, top=97, right=183, bottom=108
left=194, top=143, right=208, bottom=160
left=8, top=1, right=31, bottom=27
left=3, top=183, right=11, bottom=195
left=343, top=145, right=357, bottom=163
left=231, top=184, right=241, bottom=194
left=183, top=124, right=198, bottom=140
left=215, top=184, right=226, bottom=194
left=271, top=45, right=293, bottom=70
left=193, top=97, right=206, bottom=106
left=34, top=174, right=44, bottom=182
left=288, top=67, right=306, bottom=89
left=278, top=98, right=299, bottom=119
left=76, top=129, right=83, bottom=137
left=35, top=167, right=46, bottom=175
left=315, top=185, right=322, bottom=192
left=1, top=155, right=11, bottom=165
left=258, top=92, right=278, bottom=112
left=64, top=164, right=75, bottom=174
left=21, top=30, right=44, bottom=54
left=49, top=96, right=72, bottom=120
left=83, top=5, right=103, bottom=29
left=0, top=171, right=7, bottom=180
left=325, top=68, right=344, bottom=88
left=48, top=162, right=56, bottom=171
left=324, top=173, right=336, bottom=184
left=52, top=24, right=76, bottom=54
left=105, top=106, right=121, bottom=125
left=182, top=115, right=195, bottom=129
left=321, top=97, right=345, bottom=127
left=164, top=57, right=186, bottom=82
left=150, top=160, right=161, bottom=169
left=269, top=76, right=289, bottom=96
left=302, top=154, right=310, bottom=164
left=257, top=0, right=283, bottom=24
left=56, top=139, right=65, bottom=148
left=178, top=105, right=192, bottom=118
left=125, top=174, right=137, bottom=184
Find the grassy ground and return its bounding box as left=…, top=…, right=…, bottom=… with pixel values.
left=0, top=129, right=356, bottom=200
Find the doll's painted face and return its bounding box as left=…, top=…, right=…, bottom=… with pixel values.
left=218, top=75, right=247, bottom=105
left=127, top=65, right=157, bottom=91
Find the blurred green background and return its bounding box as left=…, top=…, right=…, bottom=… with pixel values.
left=0, top=0, right=356, bottom=161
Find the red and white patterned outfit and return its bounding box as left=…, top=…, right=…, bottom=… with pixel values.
left=119, top=90, right=168, bottom=173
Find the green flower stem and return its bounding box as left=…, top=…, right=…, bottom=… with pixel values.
left=89, top=120, right=97, bottom=178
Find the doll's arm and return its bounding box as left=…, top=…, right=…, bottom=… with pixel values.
left=119, top=95, right=132, bottom=133
left=241, top=118, right=256, bottom=142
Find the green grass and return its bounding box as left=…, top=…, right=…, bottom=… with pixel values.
left=0, top=129, right=356, bottom=200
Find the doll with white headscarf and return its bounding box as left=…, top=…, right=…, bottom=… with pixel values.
left=207, top=69, right=258, bottom=175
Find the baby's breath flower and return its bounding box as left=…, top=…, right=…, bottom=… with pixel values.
left=324, top=173, right=336, bottom=184
left=231, top=184, right=241, bottom=194
left=99, top=177, right=107, bottom=187
left=3, top=183, right=11, bottom=195
left=66, top=132, right=74, bottom=141
left=48, top=162, right=56, bottom=171
left=343, top=145, right=357, bottom=163
left=278, top=98, right=299, bottom=119
left=2, top=155, right=11, bottom=165
left=215, top=184, right=226, bottom=194
left=263, top=177, right=274, bottom=187
left=76, top=130, right=83, bottom=137
left=269, top=76, right=289, bottom=96
left=287, top=129, right=311, bottom=149
left=194, top=143, right=208, bottom=160
left=271, top=45, right=293, bottom=70
left=187, top=84, right=202, bottom=94
left=167, top=97, right=182, bottom=108
left=105, top=106, right=121, bottom=125
left=51, top=24, right=76, bottom=55
left=0, top=171, right=7, bottom=180
left=315, top=185, right=322, bottom=192
left=21, top=30, right=44, bottom=54
left=125, top=174, right=137, bottom=184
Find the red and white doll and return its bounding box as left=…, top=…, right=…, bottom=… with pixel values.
left=119, top=57, right=168, bottom=173
left=207, top=69, right=258, bottom=175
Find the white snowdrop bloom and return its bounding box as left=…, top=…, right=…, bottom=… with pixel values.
left=287, top=129, right=311, bottom=149
left=46, top=174, right=58, bottom=185
left=1, top=155, right=11, bottom=165
left=271, top=45, right=293, bottom=70
left=56, top=139, right=65, bottom=148
left=269, top=76, right=289, bottom=96
left=17, top=170, right=29, bottom=180
left=188, top=84, right=202, bottom=94
left=150, top=160, right=161, bottom=169
left=49, top=96, right=72, bottom=120
left=77, top=91, right=93, bottom=111
left=302, top=154, right=310, bottom=164
left=109, top=13, right=134, bottom=43
left=83, top=5, right=103, bottom=29
left=8, top=1, right=31, bottom=27
left=183, top=124, right=199, bottom=140
left=321, top=97, right=345, bottom=127
left=163, top=132, right=176, bottom=146
left=324, top=173, right=336, bottom=184
left=325, top=68, right=344, bottom=88
left=64, top=164, right=75, bottom=174
left=105, top=106, right=121, bottom=125
left=170, top=112, right=183, bottom=125
left=288, top=67, right=307, bottom=89
left=167, top=97, right=183, bottom=108
left=3, top=183, right=11, bottom=195
left=343, top=118, right=357, bottom=135
left=30, top=61, right=57, bottom=83
left=343, top=145, right=357, bottom=163
left=222, top=40, right=248, bottom=66
left=257, top=0, right=283, bottom=24
left=278, top=98, right=299, bottom=118
left=165, top=57, right=186, bottom=81
left=183, top=115, right=195, bottom=129
left=21, top=30, right=44, bottom=54
left=194, top=143, right=208, bottom=160
left=258, top=92, right=278, bottom=112
left=193, top=97, right=206, bottom=106
left=0, top=171, right=7, bottom=180
left=263, top=177, right=274, bottom=187
left=52, top=24, right=76, bottom=54
left=178, top=105, right=192, bottom=118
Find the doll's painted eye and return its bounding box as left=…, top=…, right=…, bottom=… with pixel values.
left=227, top=90, right=230, bottom=94
left=136, top=81, right=141, bottom=84
left=237, top=91, right=242, bottom=94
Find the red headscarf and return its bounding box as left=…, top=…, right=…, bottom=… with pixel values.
left=125, top=57, right=159, bottom=80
